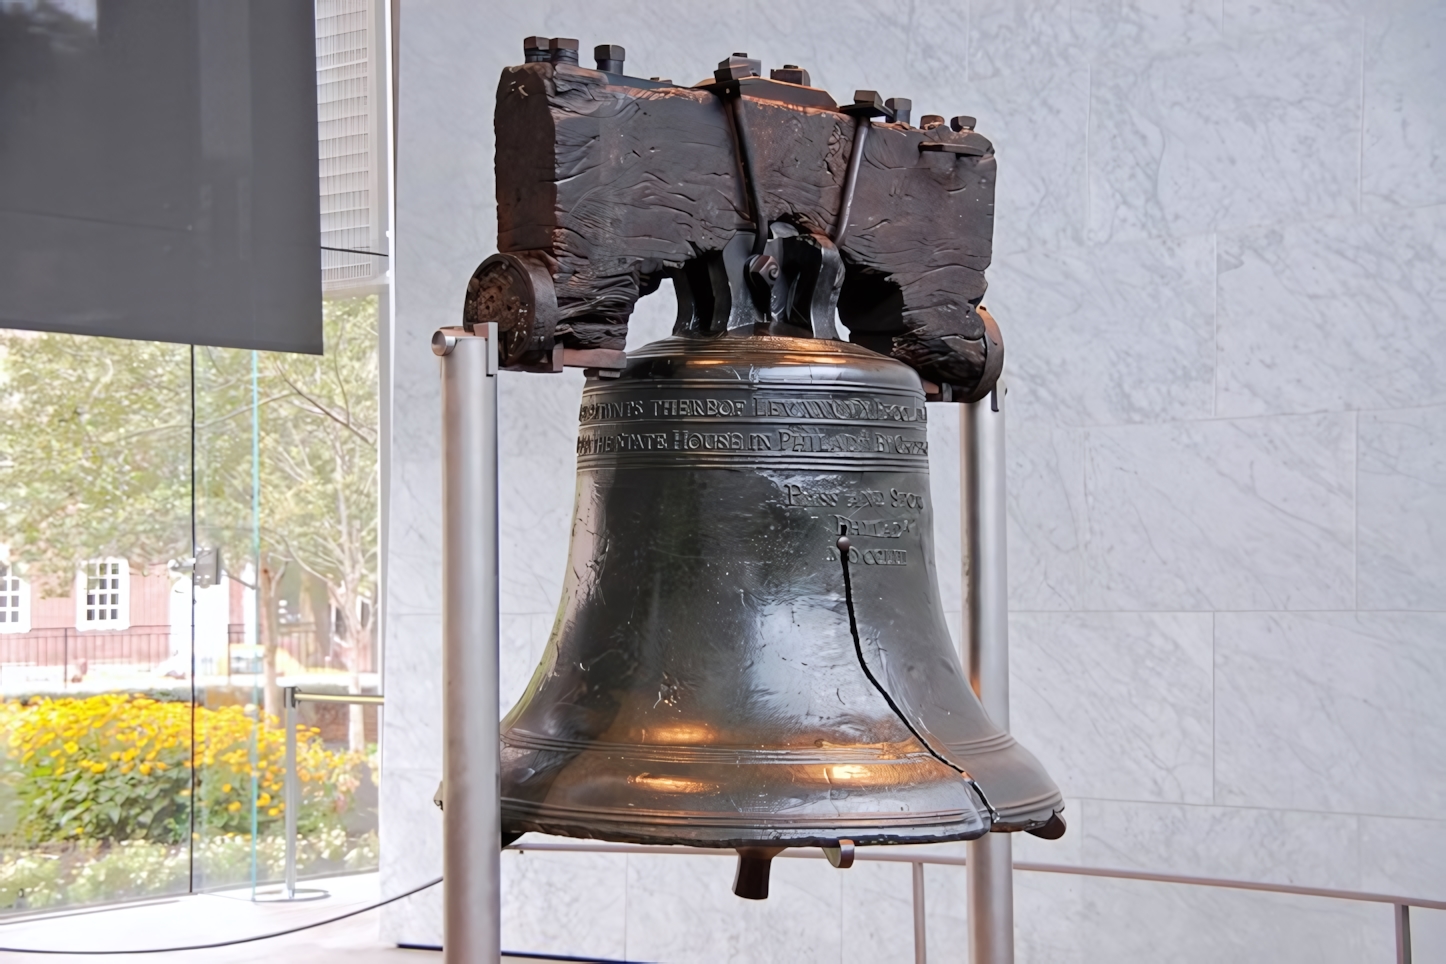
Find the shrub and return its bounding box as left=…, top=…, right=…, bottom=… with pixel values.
left=0, top=830, right=380, bottom=912
left=0, top=694, right=365, bottom=846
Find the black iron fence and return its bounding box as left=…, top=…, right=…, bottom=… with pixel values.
left=0, top=626, right=174, bottom=670
left=0, top=624, right=373, bottom=675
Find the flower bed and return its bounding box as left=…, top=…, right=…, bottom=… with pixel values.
left=0, top=694, right=376, bottom=912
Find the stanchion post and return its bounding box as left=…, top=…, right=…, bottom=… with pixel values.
left=912, top=860, right=928, bottom=964
left=284, top=685, right=298, bottom=900
left=434, top=324, right=501, bottom=963
left=961, top=384, right=1015, bottom=964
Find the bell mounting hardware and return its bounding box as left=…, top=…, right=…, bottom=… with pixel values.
left=467, top=43, right=1005, bottom=402
left=465, top=38, right=1063, bottom=900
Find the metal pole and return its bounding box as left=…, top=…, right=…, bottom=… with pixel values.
left=284, top=685, right=298, bottom=900
left=912, top=861, right=928, bottom=964
left=435, top=324, right=501, bottom=963
left=961, top=384, right=1014, bottom=964
left=1396, top=904, right=1412, bottom=964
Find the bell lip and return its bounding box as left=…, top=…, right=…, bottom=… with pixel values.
left=499, top=817, right=992, bottom=850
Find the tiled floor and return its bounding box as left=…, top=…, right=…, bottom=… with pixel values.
left=0, top=874, right=560, bottom=963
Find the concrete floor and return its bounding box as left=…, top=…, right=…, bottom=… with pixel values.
left=0, top=874, right=571, bottom=963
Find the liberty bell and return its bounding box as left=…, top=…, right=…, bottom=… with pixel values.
left=469, top=41, right=1064, bottom=898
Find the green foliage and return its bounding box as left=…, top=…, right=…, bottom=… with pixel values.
left=0, top=830, right=380, bottom=912
left=0, top=334, right=191, bottom=590
left=1, top=694, right=366, bottom=846
left=0, top=298, right=378, bottom=634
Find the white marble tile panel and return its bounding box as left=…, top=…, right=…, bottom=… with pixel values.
left=498, top=370, right=585, bottom=616
left=1358, top=815, right=1446, bottom=902
left=969, top=0, right=1077, bottom=80
left=1011, top=612, right=1215, bottom=802
left=1221, top=0, right=1361, bottom=37
left=1008, top=422, right=1088, bottom=611
left=927, top=403, right=963, bottom=623
left=501, top=848, right=628, bottom=960
left=1081, top=799, right=1361, bottom=888
left=989, top=234, right=1215, bottom=427
left=1081, top=414, right=1355, bottom=611
left=385, top=458, right=444, bottom=617
left=379, top=765, right=445, bottom=946
left=976, top=71, right=1092, bottom=258
left=1088, top=20, right=1361, bottom=244
left=623, top=852, right=842, bottom=963
left=1216, top=205, right=1446, bottom=417
left=920, top=858, right=970, bottom=960
left=1013, top=796, right=1086, bottom=866
left=625, top=280, right=679, bottom=350
left=1079, top=875, right=1392, bottom=964
left=1358, top=405, right=1446, bottom=610
left=389, top=344, right=441, bottom=468
left=1215, top=612, right=1446, bottom=819
left=1072, top=0, right=1224, bottom=51
left=839, top=858, right=916, bottom=964
left=500, top=612, right=556, bottom=718
left=968, top=0, right=1092, bottom=256
left=1015, top=866, right=1086, bottom=964
left=380, top=612, right=443, bottom=769
left=1363, top=2, right=1446, bottom=211
left=1410, top=908, right=1446, bottom=963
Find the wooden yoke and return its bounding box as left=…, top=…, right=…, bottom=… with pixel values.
left=467, top=43, right=1002, bottom=401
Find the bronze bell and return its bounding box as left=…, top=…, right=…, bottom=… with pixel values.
left=499, top=333, right=1064, bottom=898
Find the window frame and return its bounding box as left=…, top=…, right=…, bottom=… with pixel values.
left=76, top=557, right=131, bottom=631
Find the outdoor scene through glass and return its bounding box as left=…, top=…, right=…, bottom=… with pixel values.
left=0, top=296, right=381, bottom=913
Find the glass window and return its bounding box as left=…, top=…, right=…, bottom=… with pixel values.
left=77, top=559, right=129, bottom=629
left=0, top=562, right=30, bottom=633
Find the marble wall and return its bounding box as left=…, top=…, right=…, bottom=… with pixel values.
left=381, top=0, right=1446, bottom=960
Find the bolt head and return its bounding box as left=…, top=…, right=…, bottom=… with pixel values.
left=836, top=535, right=851, bottom=553
left=594, top=43, right=625, bottom=61
left=715, top=53, right=761, bottom=81
left=920, top=114, right=946, bottom=129
left=950, top=115, right=977, bottom=132
left=770, top=64, right=811, bottom=86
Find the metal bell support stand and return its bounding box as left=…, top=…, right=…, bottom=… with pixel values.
left=433, top=324, right=502, bottom=963
left=430, top=321, right=1016, bottom=961
left=962, top=384, right=1015, bottom=964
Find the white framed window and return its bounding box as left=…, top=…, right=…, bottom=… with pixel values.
left=77, top=558, right=129, bottom=630
left=0, top=562, right=30, bottom=634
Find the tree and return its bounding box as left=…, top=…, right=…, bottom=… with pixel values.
left=0, top=298, right=380, bottom=741
left=249, top=298, right=378, bottom=743
left=0, top=334, right=192, bottom=595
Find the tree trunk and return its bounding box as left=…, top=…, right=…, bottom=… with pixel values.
left=260, top=560, right=285, bottom=726
left=348, top=672, right=365, bottom=754
left=332, top=589, right=370, bottom=754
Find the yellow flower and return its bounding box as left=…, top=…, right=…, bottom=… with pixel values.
left=138, top=763, right=151, bottom=776
left=267, top=807, right=281, bottom=817
left=90, top=761, right=107, bottom=773
left=257, top=793, right=271, bottom=806
left=62, top=741, right=78, bottom=754
left=221, top=783, right=232, bottom=793
left=227, top=801, right=242, bottom=812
